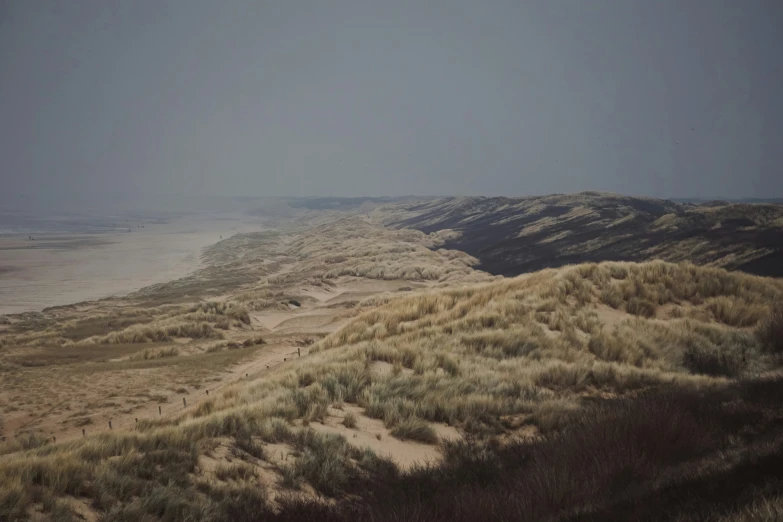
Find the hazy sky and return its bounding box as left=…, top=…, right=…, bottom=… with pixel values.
left=1, top=0, right=781, bottom=202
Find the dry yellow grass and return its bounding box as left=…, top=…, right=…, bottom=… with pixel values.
left=1, top=256, right=781, bottom=519
left=2, top=205, right=783, bottom=520
left=0, top=218, right=497, bottom=518
left=287, top=217, right=491, bottom=283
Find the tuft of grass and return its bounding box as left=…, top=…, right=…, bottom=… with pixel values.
left=0, top=432, right=51, bottom=456
left=0, top=485, right=28, bottom=520
left=130, top=346, right=180, bottom=361
left=682, top=343, right=746, bottom=377
left=205, top=343, right=225, bottom=353
left=706, top=296, right=766, bottom=327
left=626, top=297, right=656, bottom=318
left=235, top=436, right=266, bottom=461
left=600, top=285, right=624, bottom=308
left=86, top=320, right=222, bottom=344
left=242, top=336, right=265, bottom=347
left=215, top=463, right=258, bottom=482
left=74, top=417, right=93, bottom=427
left=342, top=413, right=358, bottom=429
left=389, top=418, right=439, bottom=444
left=41, top=494, right=80, bottom=521
left=279, top=430, right=364, bottom=496
left=160, top=346, right=180, bottom=358
left=757, top=304, right=783, bottom=354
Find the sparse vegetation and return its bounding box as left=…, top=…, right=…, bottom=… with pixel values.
left=248, top=378, right=783, bottom=522
left=2, top=207, right=783, bottom=522
left=372, top=193, right=783, bottom=278
left=130, top=346, right=180, bottom=361
left=242, top=336, right=266, bottom=347
left=215, top=463, right=258, bottom=482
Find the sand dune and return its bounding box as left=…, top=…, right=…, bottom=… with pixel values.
left=1, top=201, right=782, bottom=521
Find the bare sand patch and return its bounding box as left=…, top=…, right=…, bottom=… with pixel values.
left=251, top=312, right=296, bottom=331
left=593, top=304, right=629, bottom=329
left=311, top=405, right=460, bottom=470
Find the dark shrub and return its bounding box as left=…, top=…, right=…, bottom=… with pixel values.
left=682, top=343, right=745, bottom=377
left=757, top=304, right=783, bottom=354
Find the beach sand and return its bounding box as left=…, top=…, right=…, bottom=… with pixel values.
left=0, top=213, right=261, bottom=315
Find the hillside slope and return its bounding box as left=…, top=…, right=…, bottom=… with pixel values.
left=2, top=260, right=782, bottom=520
left=371, top=192, right=783, bottom=277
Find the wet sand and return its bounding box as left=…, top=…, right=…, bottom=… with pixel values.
left=0, top=213, right=262, bottom=315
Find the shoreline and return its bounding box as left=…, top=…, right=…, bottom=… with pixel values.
left=0, top=213, right=262, bottom=316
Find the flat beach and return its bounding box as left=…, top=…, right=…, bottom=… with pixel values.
left=0, top=212, right=261, bottom=315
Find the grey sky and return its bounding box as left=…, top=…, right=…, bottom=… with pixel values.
left=1, top=0, right=781, bottom=202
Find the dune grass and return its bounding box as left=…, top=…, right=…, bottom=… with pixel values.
left=1, top=260, right=781, bottom=521
left=287, top=218, right=492, bottom=284
left=389, top=418, right=439, bottom=444
left=12, top=374, right=776, bottom=521
left=1, top=210, right=782, bottom=522
left=758, top=304, right=783, bottom=354
left=260, top=377, right=783, bottom=522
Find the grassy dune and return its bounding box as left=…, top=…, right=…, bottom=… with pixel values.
left=370, top=193, right=783, bottom=277
left=1, top=257, right=782, bottom=520
left=315, top=261, right=783, bottom=429
left=287, top=218, right=483, bottom=282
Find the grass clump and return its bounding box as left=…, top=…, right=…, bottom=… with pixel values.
left=706, top=296, right=766, bottom=327
left=0, top=432, right=51, bottom=456
left=682, top=343, right=746, bottom=377
left=242, top=336, right=265, bottom=347
left=389, top=418, right=439, bottom=444
left=86, top=320, right=222, bottom=344
left=235, top=436, right=266, bottom=461
left=215, top=463, right=258, bottom=482
left=342, top=413, right=358, bottom=429
left=757, top=304, right=783, bottom=354
left=280, top=430, right=364, bottom=496
left=626, top=297, right=656, bottom=318
left=205, top=343, right=225, bottom=353
left=131, top=346, right=180, bottom=361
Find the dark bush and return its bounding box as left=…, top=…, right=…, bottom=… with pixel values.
left=757, top=304, right=783, bottom=354
left=682, top=343, right=745, bottom=377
